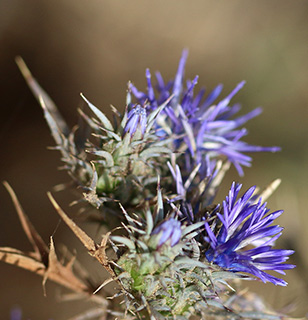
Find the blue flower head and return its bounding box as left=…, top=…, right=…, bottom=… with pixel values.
left=130, top=50, right=280, bottom=177
left=123, top=103, right=147, bottom=139
left=151, top=218, right=182, bottom=248
left=204, top=182, right=295, bottom=286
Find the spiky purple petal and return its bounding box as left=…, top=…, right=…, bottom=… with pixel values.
left=130, top=50, right=280, bottom=177
left=152, top=218, right=182, bottom=247
left=204, top=182, right=295, bottom=286
left=123, top=104, right=147, bottom=138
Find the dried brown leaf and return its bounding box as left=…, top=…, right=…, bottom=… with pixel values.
left=47, top=192, right=96, bottom=252
left=42, top=237, right=90, bottom=295
left=95, top=232, right=117, bottom=278
left=1, top=184, right=105, bottom=304
left=15, top=56, right=69, bottom=136
left=3, top=181, right=49, bottom=263
left=0, top=247, right=45, bottom=275
left=48, top=193, right=117, bottom=279
left=0, top=240, right=90, bottom=296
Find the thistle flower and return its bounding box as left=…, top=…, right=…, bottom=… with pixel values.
left=151, top=218, right=182, bottom=248
left=130, top=50, right=280, bottom=177
left=204, top=182, right=295, bottom=286
left=123, top=103, right=147, bottom=138
left=11, top=54, right=298, bottom=320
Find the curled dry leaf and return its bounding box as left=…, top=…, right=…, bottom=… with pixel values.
left=0, top=182, right=107, bottom=306
left=47, top=192, right=117, bottom=280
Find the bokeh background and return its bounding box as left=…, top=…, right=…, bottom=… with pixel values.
left=0, top=1, right=307, bottom=319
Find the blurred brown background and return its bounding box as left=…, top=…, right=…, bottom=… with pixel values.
left=0, top=0, right=308, bottom=319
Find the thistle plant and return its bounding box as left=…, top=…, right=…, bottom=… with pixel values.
left=1, top=51, right=299, bottom=320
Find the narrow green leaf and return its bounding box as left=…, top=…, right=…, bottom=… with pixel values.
left=140, top=147, right=171, bottom=160
left=238, top=312, right=282, bottom=320
left=155, top=177, right=164, bottom=224
left=99, top=127, right=122, bottom=142
left=181, top=221, right=204, bottom=237
left=39, top=97, right=63, bottom=147
left=211, top=271, right=250, bottom=281
left=110, top=236, right=136, bottom=251
left=119, top=106, right=128, bottom=134
left=145, top=208, right=154, bottom=236
left=80, top=94, right=114, bottom=131
left=174, top=257, right=209, bottom=269
left=146, top=95, right=173, bottom=133
left=88, top=150, right=114, bottom=167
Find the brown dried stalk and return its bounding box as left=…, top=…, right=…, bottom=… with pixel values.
left=0, top=182, right=107, bottom=307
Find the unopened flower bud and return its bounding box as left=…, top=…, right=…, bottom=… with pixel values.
left=151, top=218, right=182, bottom=248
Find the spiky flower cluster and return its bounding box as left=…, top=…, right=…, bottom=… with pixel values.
left=204, top=182, right=295, bottom=286
left=130, top=50, right=280, bottom=177
left=2, top=53, right=296, bottom=320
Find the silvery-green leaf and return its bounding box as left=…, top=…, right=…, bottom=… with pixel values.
left=121, top=131, right=132, bottom=156
left=216, top=279, right=236, bottom=291
left=136, top=240, right=148, bottom=251
left=110, top=236, right=136, bottom=251
left=87, top=150, right=114, bottom=167
left=145, top=208, right=154, bottom=236
left=77, top=108, right=101, bottom=132
left=146, top=95, right=173, bottom=133
left=181, top=221, right=204, bottom=237
left=40, top=97, right=64, bottom=147
left=119, top=106, right=128, bottom=134
left=99, top=127, right=122, bottom=141
left=238, top=312, right=282, bottom=320
left=140, top=147, right=171, bottom=160
left=80, top=93, right=114, bottom=131
left=155, top=178, right=164, bottom=224
left=211, top=271, right=249, bottom=281
left=151, top=137, right=175, bottom=147
left=150, top=301, right=171, bottom=312
left=188, top=271, right=209, bottom=286
left=204, top=299, right=225, bottom=310
left=174, top=257, right=209, bottom=270
left=128, top=225, right=146, bottom=235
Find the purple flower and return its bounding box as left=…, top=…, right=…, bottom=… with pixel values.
left=123, top=104, right=147, bottom=138
left=204, top=182, right=295, bottom=286
left=152, top=218, right=182, bottom=247
left=167, top=162, right=223, bottom=222
left=130, top=50, right=280, bottom=177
